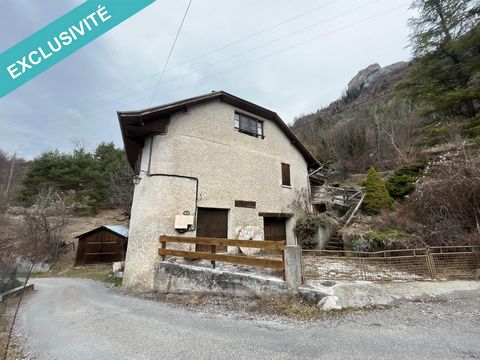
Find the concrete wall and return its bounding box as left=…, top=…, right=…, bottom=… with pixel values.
left=315, top=219, right=338, bottom=250
left=123, top=100, right=310, bottom=291
left=154, top=262, right=289, bottom=297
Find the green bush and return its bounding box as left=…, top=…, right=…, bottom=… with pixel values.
left=351, top=236, right=371, bottom=252
left=418, top=123, right=448, bottom=148
left=351, top=229, right=414, bottom=252
left=385, top=162, right=427, bottom=199
left=462, top=114, right=480, bottom=141
left=294, top=214, right=330, bottom=249
left=363, top=167, right=394, bottom=215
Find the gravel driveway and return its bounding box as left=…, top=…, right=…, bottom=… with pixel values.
left=18, top=278, right=480, bottom=360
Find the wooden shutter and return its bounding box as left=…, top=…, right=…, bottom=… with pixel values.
left=281, top=163, right=291, bottom=186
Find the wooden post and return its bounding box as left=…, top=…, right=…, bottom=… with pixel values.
left=210, top=245, right=216, bottom=269
left=160, top=240, right=166, bottom=261
left=360, top=257, right=367, bottom=281
left=425, top=246, right=436, bottom=279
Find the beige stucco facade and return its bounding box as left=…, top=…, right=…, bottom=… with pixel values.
left=123, top=99, right=312, bottom=291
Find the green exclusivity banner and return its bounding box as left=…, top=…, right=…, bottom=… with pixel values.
left=0, top=0, right=155, bottom=99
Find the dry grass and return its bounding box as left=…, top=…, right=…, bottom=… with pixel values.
left=152, top=293, right=379, bottom=321
left=31, top=250, right=119, bottom=285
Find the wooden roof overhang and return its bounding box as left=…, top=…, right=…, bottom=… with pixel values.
left=117, top=91, right=321, bottom=170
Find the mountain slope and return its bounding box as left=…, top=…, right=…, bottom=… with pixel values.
left=292, top=61, right=428, bottom=175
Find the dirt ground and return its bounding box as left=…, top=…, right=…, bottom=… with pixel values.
left=63, top=209, right=129, bottom=241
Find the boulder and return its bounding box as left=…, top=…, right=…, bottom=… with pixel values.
left=317, top=295, right=341, bottom=311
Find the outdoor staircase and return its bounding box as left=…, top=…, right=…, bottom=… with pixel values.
left=315, top=187, right=366, bottom=251
left=325, top=233, right=344, bottom=251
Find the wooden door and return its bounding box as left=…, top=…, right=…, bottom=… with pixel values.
left=196, top=208, right=228, bottom=252
left=83, top=231, right=121, bottom=264
left=264, top=217, right=286, bottom=241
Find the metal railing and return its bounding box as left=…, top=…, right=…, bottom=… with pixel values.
left=302, top=246, right=480, bottom=281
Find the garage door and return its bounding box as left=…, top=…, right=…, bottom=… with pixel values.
left=196, top=208, right=228, bottom=252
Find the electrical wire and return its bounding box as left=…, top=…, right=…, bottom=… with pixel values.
left=10, top=0, right=344, bottom=120
left=43, top=2, right=408, bottom=123
left=148, top=0, right=193, bottom=107
left=3, top=2, right=408, bottom=135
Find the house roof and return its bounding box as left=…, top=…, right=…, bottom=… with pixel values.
left=117, top=91, right=321, bottom=169
left=76, top=225, right=129, bottom=239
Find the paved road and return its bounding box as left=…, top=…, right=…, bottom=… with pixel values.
left=19, top=278, right=480, bottom=360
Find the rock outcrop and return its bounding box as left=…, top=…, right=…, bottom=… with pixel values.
left=347, top=62, right=408, bottom=96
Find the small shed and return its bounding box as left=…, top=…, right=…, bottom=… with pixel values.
left=74, top=225, right=129, bottom=266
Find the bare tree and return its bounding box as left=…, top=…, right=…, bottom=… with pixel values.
left=408, top=148, right=480, bottom=245
left=110, top=165, right=133, bottom=219
left=289, top=187, right=314, bottom=214
left=22, top=187, right=75, bottom=261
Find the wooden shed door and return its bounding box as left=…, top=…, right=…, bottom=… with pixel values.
left=264, top=217, right=286, bottom=242
left=196, top=208, right=228, bottom=252
left=84, top=231, right=119, bottom=264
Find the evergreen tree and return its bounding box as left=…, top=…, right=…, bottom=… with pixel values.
left=18, top=143, right=132, bottom=213
left=363, top=167, right=394, bottom=215
left=399, top=0, right=480, bottom=118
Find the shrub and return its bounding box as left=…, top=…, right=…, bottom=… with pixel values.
left=407, top=151, right=480, bottom=246
left=351, top=229, right=415, bottom=252
left=351, top=236, right=371, bottom=252
left=462, top=114, right=480, bottom=141
left=385, top=161, right=427, bottom=199
left=366, top=229, right=414, bottom=251
left=363, top=167, right=394, bottom=215
left=418, top=123, right=448, bottom=147
left=294, top=214, right=330, bottom=249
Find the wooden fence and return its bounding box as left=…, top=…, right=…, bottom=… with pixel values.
left=57, top=242, right=75, bottom=256
left=159, top=236, right=285, bottom=275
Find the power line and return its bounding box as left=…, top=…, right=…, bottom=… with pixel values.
left=83, top=0, right=382, bottom=111
left=4, top=2, right=408, bottom=133
left=62, top=1, right=407, bottom=119
left=148, top=0, right=193, bottom=107
left=123, top=3, right=409, bottom=109
left=14, top=0, right=341, bottom=120
left=136, top=0, right=380, bottom=98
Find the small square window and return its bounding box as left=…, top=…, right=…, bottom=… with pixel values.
left=234, top=112, right=264, bottom=138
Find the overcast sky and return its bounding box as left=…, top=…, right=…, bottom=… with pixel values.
left=0, top=0, right=413, bottom=159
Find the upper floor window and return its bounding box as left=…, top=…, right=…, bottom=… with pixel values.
left=281, top=163, right=291, bottom=186
left=234, top=112, right=264, bottom=138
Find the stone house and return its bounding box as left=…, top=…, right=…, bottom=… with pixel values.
left=118, top=91, right=321, bottom=291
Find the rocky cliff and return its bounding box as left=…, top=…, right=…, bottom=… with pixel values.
left=291, top=61, right=417, bottom=174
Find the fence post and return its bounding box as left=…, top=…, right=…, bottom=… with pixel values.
left=284, top=245, right=302, bottom=290
left=425, top=246, right=436, bottom=279
left=160, top=237, right=166, bottom=261
left=210, top=245, right=216, bottom=269
left=360, top=257, right=367, bottom=281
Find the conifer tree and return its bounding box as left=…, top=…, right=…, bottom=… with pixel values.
left=363, top=167, right=394, bottom=215
left=399, top=0, right=480, bottom=119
